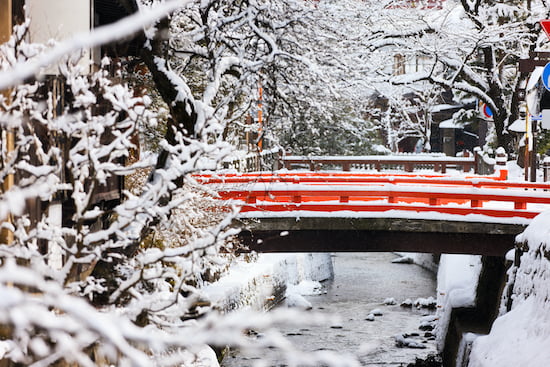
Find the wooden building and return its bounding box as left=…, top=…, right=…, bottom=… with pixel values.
left=0, top=0, right=137, bottom=248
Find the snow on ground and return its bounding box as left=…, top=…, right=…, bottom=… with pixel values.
left=178, top=346, right=220, bottom=367
left=467, top=210, right=550, bottom=367
left=285, top=279, right=325, bottom=309
left=395, top=253, right=439, bottom=272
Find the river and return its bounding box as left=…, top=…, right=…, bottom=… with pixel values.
left=223, top=252, right=438, bottom=366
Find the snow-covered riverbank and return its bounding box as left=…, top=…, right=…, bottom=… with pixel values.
left=203, top=253, right=334, bottom=313
left=467, top=210, right=550, bottom=366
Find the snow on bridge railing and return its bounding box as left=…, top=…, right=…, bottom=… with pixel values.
left=209, top=174, right=550, bottom=221
left=197, top=171, right=514, bottom=184
left=280, top=153, right=494, bottom=175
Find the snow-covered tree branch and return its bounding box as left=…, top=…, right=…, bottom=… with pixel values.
left=0, top=1, right=358, bottom=365
left=366, top=0, right=549, bottom=151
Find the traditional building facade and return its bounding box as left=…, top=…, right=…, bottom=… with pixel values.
left=0, top=0, right=135, bottom=247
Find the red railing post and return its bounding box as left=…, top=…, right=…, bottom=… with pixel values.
left=429, top=197, right=440, bottom=206
left=514, top=201, right=527, bottom=210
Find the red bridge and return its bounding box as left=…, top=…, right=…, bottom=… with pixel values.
left=201, top=168, right=550, bottom=256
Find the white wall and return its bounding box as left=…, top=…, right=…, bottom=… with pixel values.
left=26, top=0, right=94, bottom=74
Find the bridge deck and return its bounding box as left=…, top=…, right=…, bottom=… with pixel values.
left=236, top=217, right=525, bottom=256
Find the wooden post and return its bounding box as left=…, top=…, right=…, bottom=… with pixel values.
left=524, top=108, right=530, bottom=181
left=257, top=85, right=263, bottom=152
left=474, top=147, right=480, bottom=174
left=530, top=119, right=537, bottom=182
left=0, top=1, right=12, bottom=44
left=1, top=1, right=14, bottom=245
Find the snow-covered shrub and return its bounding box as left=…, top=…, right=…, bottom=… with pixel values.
left=0, top=2, right=360, bottom=366
left=0, top=20, right=237, bottom=365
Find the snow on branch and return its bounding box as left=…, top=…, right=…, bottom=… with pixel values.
left=0, top=0, right=192, bottom=90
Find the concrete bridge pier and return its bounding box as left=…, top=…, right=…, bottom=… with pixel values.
left=442, top=255, right=509, bottom=367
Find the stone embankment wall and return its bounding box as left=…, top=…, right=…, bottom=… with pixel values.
left=203, top=253, right=334, bottom=313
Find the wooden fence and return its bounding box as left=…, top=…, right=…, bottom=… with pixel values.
left=281, top=150, right=498, bottom=175
left=221, top=148, right=504, bottom=176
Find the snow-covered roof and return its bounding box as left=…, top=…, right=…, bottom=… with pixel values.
left=439, top=119, right=462, bottom=129
left=508, top=119, right=526, bottom=133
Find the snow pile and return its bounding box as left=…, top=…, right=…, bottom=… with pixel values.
left=394, top=334, right=427, bottom=349
left=434, top=254, right=482, bottom=350
left=287, top=279, right=324, bottom=296
left=285, top=280, right=324, bottom=310
left=468, top=210, right=550, bottom=366
left=178, top=346, right=220, bottom=367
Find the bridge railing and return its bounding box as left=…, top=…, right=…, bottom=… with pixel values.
left=198, top=171, right=516, bottom=184
left=221, top=148, right=282, bottom=172
left=280, top=153, right=488, bottom=174
left=218, top=183, right=550, bottom=220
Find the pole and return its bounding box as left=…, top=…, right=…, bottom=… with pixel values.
left=530, top=118, right=537, bottom=182
left=257, top=85, right=263, bottom=152
left=0, top=1, right=14, bottom=245
left=524, top=107, right=530, bottom=181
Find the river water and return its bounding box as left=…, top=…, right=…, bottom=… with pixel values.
left=224, top=252, right=438, bottom=366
